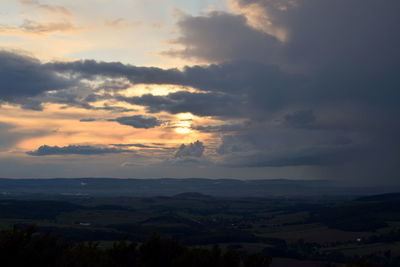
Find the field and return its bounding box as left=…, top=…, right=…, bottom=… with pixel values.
left=1, top=192, right=400, bottom=265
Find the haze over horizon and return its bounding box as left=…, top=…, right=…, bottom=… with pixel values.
left=0, top=0, right=399, bottom=185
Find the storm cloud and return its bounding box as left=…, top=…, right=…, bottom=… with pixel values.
left=52, top=59, right=300, bottom=118
left=118, top=91, right=242, bottom=117
left=1, top=0, right=399, bottom=182
left=283, top=110, right=315, bottom=129
left=164, top=11, right=282, bottom=64
left=232, top=0, right=400, bottom=69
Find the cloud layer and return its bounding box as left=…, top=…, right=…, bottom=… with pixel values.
left=27, top=145, right=132, bottom=156
left=0, top=51, right=74, bottom=104
left=1, top=0, right=399, bottom=183
left=113, top=115, right=163, bottom=129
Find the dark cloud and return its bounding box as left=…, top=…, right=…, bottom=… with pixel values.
left=43, top=56, right=299, bottom=118
left=1, top=0, right=399, bottom=182
left=37, top=88, right=111, bottom=110
left=79, top=118, right=96, bottom=122
left=175, top=141, right=205, bottom=158
left=155, top=0, right=400, bottom=181
left=163, top=11, right=281, bottom=63
left=118, top=91, right=242, bottom=117
left=46, top=59, right=183, bottom=85
left=111, top=144, right=159, bottom=148
left=192, top=123, right=248, bottom=133
left=162, top=0, right=400, bottom=108
left=220, top=149, right=345, bottom=168
left=233, top=0, right=400, bottom=69
left=113, top=115, right=163, bottom=129
left=0, top=51, right=74, bottom=104
left=47, top=58, right=297, bottom=101
left=27, top=145, right=132, bottom=156
left=283, top=110, right=315, bottom=128
left=19, top=98, right=44, bottom=111
left=111, top=143, right=168, bottom=149
left=104, top=60, right=299, bottom=119
left=41, top=46, right=398, bottom=117
left=24, top=85, right=134, bottom=112
left=163, top=141, right=209, bottom=166
left=96, top=79, right=131, bottom=92
left=217, top=129, right=355, bottom=168
left=92, top=105, right=136, bottom=112
left=34, top=52, right=400, bottom=182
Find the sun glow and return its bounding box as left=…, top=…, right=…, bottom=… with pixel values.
left=175, top=127, right=191, bottom=134
left=122, top=85, right=200, bottom=97
left=174, top=120, right=192, bottom=134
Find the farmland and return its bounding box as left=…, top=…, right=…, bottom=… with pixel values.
left=1, top=190, right=400, bottom=266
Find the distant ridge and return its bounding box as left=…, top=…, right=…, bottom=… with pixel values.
left=172, top=192, right=212, bottom=199
left=357, top=192, right=400, bottom=202
left=0, top=178, right=399, bottom=198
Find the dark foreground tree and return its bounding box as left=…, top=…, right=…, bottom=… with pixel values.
left=0, top=226, right=272, bottom=267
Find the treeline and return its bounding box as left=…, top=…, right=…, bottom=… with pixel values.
left=309, top=204, right=389, bottom=231
left=309, top=200, right=400, bottom=232
left=262, top=238, right=400, bottom=267
left=366, top=229, right=400, bottom=244
left=0, top=225, right=271, bottom=267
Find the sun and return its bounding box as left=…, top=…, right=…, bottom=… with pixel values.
left=175, top=127, right=192, bottom=134
left=174, top=120, right=192, bottom=134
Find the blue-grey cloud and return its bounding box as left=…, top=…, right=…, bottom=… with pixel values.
left=79, top=118, right=97, bottom=122
left=162, top=141, right=209, bottom=166
left=46, top=59, right=183, bottom=85
left=192, top=123, right=248, bottom=133
left=220, top=148, right=347, bottom=168
left=216, top=129, right=356, bottom=168
left=0, top=51, right=135, bottom=111
left=283, top=110, right=315, bottom=128
left=47, top=59, right=298, bottom=108
left=163, top=11, right=281, bottom=64
left=27, top=145, right=132, bottom=156
left=233, top=0, right=400, bottom=70
left=111, top=143, right=169, bottom=149
left=175, top=141, right=205, bottom=158
left=156, top=0, right=400, bottom=181
left=35, top=51, right=400, bottom=182
left=1, top=0, right=399, bottom=182
left=117, top=91, right=242, bottom=117
left=165, top=1, right=400, bottom=109
left=0, top=51, right=74, bottom=105
left=112, top=115, right=163, bottom=129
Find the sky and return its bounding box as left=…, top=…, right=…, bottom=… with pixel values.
left=0, top=0, right=399, bottom=184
